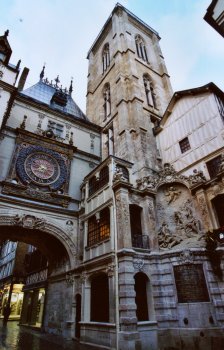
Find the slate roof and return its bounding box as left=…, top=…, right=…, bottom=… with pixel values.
left=20, top=80, right=87, bottom=121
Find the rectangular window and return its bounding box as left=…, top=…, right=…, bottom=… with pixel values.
left=48, top=120, right=64, bottom=137
left=206, top=155, right=222, bottom=179
left=87, top=208, right=110, bottom=246
left=179, top=137, right=191, bottom=153
left=174, top=264, right=209, bottom=303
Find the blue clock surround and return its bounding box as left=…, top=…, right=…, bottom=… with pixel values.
left=16, top=145, right=68, bottom=190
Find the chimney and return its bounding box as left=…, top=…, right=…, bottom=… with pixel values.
left=17, top=67, right=29, bottom=91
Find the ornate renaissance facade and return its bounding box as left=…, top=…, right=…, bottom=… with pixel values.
left=0, top=4, right=224, bottom=350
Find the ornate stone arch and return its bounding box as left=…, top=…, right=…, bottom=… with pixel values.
left=0, top=213, right=77, bottom=268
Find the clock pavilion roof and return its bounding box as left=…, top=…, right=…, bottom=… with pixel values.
left=20, top=74, right=87, bottom=121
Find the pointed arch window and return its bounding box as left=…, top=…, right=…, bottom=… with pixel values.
left=135, top=35, right=148, bottom=62
left=143, top=74, right=157, bottom=109
left=103, top=83, right=111, bottom=119
left=102, top=43, right=110, bottom=73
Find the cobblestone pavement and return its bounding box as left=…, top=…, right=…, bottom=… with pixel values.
left=0, top=321, right=97, bottom=350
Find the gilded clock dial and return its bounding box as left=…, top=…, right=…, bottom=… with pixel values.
left=25, top=152, right=60, bottom=185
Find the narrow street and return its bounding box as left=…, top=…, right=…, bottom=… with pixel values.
left=0, top=321, right=96, bottom=350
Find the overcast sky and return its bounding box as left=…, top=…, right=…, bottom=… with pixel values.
left=0, top=0, right=223, bottom=112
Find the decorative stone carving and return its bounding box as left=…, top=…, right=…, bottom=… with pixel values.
left=187, top=169, right=206, bottom=187
left=107, top=263, right=115, bottom=277
left=90, top=133, right=95, bottom=150
left=115, top=193, right=129, bottom=229
left=197, top=195, right=211, bottom=231
left=218, top=153, right=224, bottom=173
left=210, top=180, right=224, bottom=196
left=179, top=249, right=194, bottom=264
left=113, top=165, right=129, bottom=183
left=80, top=272, right=87, bottom=284
left=14, top=214, right=45, bottom=229
left=133, top=256, right=144, bottom=271
left=175, top=199, right=201, bottom=237
left=158, top=222, right=182, bottom=249
left=136, top=163, right=206, bottom=191
left=66, top=220, right=74, bottom=232
left=164, top=186, right=181, bottom=203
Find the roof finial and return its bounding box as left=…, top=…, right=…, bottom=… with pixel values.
left=4, top=30, right=9, bottom=38
left=40, top=63, right=45, bottom=81
left=55, top=75, right=60, bottom=87
left=69, top=77, right=73, bottom=95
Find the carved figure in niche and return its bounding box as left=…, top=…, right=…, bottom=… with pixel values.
left=164, top=186, right=181, bottom=204
left=113, top=167, right=127, bottom=182
left=158, top=222, right=182, bottom=249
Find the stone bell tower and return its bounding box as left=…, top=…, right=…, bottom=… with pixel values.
left=86, top=3, right=173, bottom=179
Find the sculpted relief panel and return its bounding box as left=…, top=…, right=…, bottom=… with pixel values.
left=156, top=184, right=205, bottom=250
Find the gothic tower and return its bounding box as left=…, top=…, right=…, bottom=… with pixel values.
left=86, top=4, right=173, bottom=179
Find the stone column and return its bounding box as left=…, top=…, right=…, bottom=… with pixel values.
left=81, top=272, right=89, bottom=322
left=115, top=187, right=131, bottom=249
left=118, top=253, right=140, bottom=350
left=107, top=264, right=116, bottom=323
left=142, top=195, right=158, bottom=250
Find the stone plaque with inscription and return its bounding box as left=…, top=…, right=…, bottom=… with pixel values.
left=174, top=264, right=209, bottom=303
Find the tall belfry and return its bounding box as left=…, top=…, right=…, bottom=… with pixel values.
left=86, top=4, right=173, bottom=178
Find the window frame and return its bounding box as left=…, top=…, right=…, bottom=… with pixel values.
left=87, top=207, right=110, bottom=247
left=179, top=137, right=191, bottom=154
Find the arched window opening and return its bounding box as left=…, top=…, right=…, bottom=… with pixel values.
left=102, top=43, right=110, bottom=73
left=143, top=74, right=157, bottom=109
left=130, top=204, right=149, bottom=249
left=103, top=83, right=111, bottom=120
left=135, top=35, right=148, bottom=62
left=88, top=207, right=110, bottom=246
left=91, top=274, right=109, bottom=322
left=134, top=272, right=149, bottom=321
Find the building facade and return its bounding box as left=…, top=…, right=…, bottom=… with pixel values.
left=204, top=0, right=224, bottom=37
left=0, top=3, right=224, bottom=350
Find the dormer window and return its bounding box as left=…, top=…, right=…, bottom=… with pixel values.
left=51, top=90, right=67, bottom=107
left=135, top=35, right=148, bottom=62
left=102, top=43, right=110, bottom=73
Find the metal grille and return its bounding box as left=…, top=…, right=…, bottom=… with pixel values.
left=88, top=208, right=110, bottom=246
left=132, top=235, right=150, bottom=249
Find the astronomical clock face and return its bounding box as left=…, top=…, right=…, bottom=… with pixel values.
left=16, top=145, right=67, bottom=190
left=25, top=153, right=59, bottom=185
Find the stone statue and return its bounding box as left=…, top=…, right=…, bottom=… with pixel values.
left=158, top=222, right=181, bottom=249
left=164, top=186, right=181, bottom=204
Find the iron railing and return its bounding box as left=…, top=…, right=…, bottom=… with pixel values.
left=132, top=234, right=150, bottom=249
